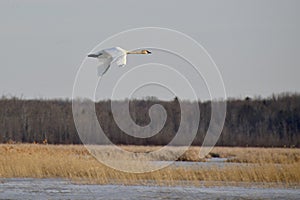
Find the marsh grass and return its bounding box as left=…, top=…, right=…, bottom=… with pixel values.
left=211, top=147, right=300, bottom=164
left=0, top=144, right=299, bottom=187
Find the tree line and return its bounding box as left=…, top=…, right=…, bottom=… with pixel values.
left=0, top=93, right=299, bottom=147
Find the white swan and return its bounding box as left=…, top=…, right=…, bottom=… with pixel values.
left=87, top=47, right=151, bottom=76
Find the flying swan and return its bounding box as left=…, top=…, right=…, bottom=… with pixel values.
left=87, top=47, right=151, bottom=76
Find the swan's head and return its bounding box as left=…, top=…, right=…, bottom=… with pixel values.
left=141, top=50, right=152, bottom=54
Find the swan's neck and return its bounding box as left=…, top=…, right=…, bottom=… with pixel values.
left=127, top=50, right=144, bottom=54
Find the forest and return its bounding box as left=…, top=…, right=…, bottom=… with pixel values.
left=0, top=93, right=299, bottom=147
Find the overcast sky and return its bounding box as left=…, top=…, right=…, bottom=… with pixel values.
left=0, top=0, right=299, bottom=100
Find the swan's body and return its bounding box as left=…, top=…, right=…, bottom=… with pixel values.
left=87, top=47, right=151, bottom=76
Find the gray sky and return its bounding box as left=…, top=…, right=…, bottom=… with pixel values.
left=0, top=0, right=299, bottom=100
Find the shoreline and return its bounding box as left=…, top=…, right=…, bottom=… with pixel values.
left=1, top=177, right=299, bottom=189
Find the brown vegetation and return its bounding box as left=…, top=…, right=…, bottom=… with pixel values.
left=212, top=147, right=300, bottom=164
left=0, top=144, right=299, bottom=187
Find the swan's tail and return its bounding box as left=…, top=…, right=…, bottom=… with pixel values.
left=87, top=54, right=100, bottom=58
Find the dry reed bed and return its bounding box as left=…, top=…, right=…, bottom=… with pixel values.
left=211, top=147, right=300, bottom=164
left=0, top=144, right=299, bottom=187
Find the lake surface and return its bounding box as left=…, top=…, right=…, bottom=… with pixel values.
left=1, top=178, right=299, bottom=200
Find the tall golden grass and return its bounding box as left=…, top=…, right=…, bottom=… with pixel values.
left=211, top=147, right=300, bottom=164
left=0, top=144, right=299, bottom=187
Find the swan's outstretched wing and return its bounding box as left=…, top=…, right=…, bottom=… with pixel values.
left=97, top=55, right=113, bottom=76
left=114, top=54, right=127, bottom=67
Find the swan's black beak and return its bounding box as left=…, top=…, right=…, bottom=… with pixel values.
left=87, top=54, right=98, bottom=58
left=146, top=50, right=152, bottom=54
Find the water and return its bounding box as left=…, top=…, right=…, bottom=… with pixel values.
left=0, top=178, right=299, bottom=200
